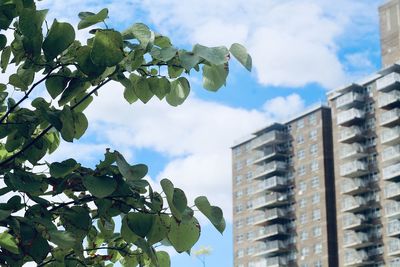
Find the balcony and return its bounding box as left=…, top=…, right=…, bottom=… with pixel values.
left=337, top=108, right=365, bottom=126
left=386, top=182, right=400, bottom=200
left=381, top=127, right=400, bottom=145
left=339, top=126, right=364, bottom=143
left=380, top=109, right=400, bottom=127
left=388, top=238, right=400, bottom=256
left=378, top=90, right=400, bottom=109
left=253, top=193, right=288, bottom=210
left=382, top=145, right=400, bottom=165
left=336, top=92, right=365, bottom=110
left=388, top=220, right=400, bottom=237
left=253, top=240, right=288, bottom=257
left=253, top=146, right=287, bottom=165
left=377, top=72, right=400, bottom=92
left=265, top=256, right=288, bottom=267
left=383, top=163, right=400, bottom=181
left=344, top=249, right=372, bottom=266
left=342, top=213, right=369, bottom=230
left=343, top=231, right=372, bottom=249
left=340, top=161, right=368, bottom=178
left=253, top=224, right=287, bottom=241
left=254, top=176, right=287, bottom=194
left=340, top=143, right=367, bottom=160
left=341, top=196, right=368, bottom=213
left=386, top=202, right=400, bottom=218
left=252, top=131, right=287, bottom=150
left=253, top=208, right=289, bottom=225
left=341, top=178, right=369, bottom=195
left=253, top=161, right=287, bottom=180
left=389, top=259, right=400, bottom=267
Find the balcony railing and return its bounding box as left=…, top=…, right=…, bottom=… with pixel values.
left=253, top=193, right=288, bottom=210
left=253, top=161, right=287, bottom=179
left=253, top=146, right=287, bottom=164
left=339, top=126, right=364, bottom=143
left=383, top=163, right=400, bottom=181
left=253, top=240, right=288, bottom=257
left=381, top=127, right=400, bottom=145
left=386, top=201, right=400, bottom=218
left=340, top=143, right=366, bottom=160
left=343, top=231, right=371, bottom=248
left=252, top=131, right=287, bottom=150
left=254, top=176, right=287, bottom=193
left=377, top=72, right=400, bottom=91
left=385, top=182, right=400, bottom=200
left=382, top=145, right=400, bottom=164
left=265, top=256, right=288, bottom=267
left=378, top=90, right=400, bottom=108
left=342, top=213, right=368, bottom=230
left=388, top=238, right=400, bottom=256
left=388, top=220, right=400, bottom=237
left=336, top=92, right=364, bottom=109
left=341, top=196, right=368, bottom=212
left=253, top=209, right=289, bottom=226
left=344, top=249, right=370, bottom=266
left=340, top=161, right=368, bottom=178
left=337, top=108, right=365, bottom=126
left=341, top=178, right=368, bottom=195
left=254, top=224, right=287, bottom=241
left=380, top=108, right=400, bottom=126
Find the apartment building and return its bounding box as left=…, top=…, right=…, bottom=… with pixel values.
left=231, top=106, right=338, bottom=267
left=380, top=0, right=400, bottom=67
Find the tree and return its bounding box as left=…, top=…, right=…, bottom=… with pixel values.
left=0, top=1, right=252, bottom=266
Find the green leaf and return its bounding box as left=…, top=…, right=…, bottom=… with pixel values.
left=91, top=30, right=124, bottom=67
left=160, top=179, right=186, bottom=221
left=125, top=212, right=155, bottom=238
left=78, top=8, right=108, bottom=30
left=48, top=230, right=76, bottom=249
left=9, top=73, right=28, bottom=90
left=193, top=44, right=229, bottom=65
left=49, top=159, right=78, bottom=178
left=147, top=215, right=170, bottom=245
left=148, top=77, right=171, bottom=100
left=195, top=196, right=225, bottom=234
left=121, top=216, right=139, bottom=243
left=202, top=64, right=228, bottom=91
left=82, top=175, right=117, bottom=198
left=58, top=79, right=89, bottom=106
left=59, top=106, right=75, bottom=142
left=76, top=46, right=106, bottom=77
left=123, top=23, right=153, bottom=49
left=134, top=77, right=153, bottom=104
left=43, top=20, right=75, bottom=60
left=0, top=232, right=19, bottom=254
left=166, top=77, right=190, bottom=106
left=154, top=35, right=172, bottom=48
left=0, top=209, right=11, bottom=221
left=73, top=112, right=88, bottom=139
left=156, top=251, right=171, bottom=267
left=115, top=152, right=148, bottom=180
left=123, top=85, right=138, bottom=104
left=178, top=51, right=200, bottom=71
left=168, top=217, right=200, bottom=253
left=151, top=47, right=177, bottom=62
left=62, top=206, right=91, bottom=231
left=0, top=46, right=10, bottom=72
left=230, top=43, right=252, bottom=71
left=45, top=74, right=70, bottom=99
left=0, top=34, right=6, bottom=50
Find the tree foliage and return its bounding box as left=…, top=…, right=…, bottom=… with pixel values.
left=0, top=1, right=252, bottom=266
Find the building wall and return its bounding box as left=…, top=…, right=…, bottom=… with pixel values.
left=380, top=0, right=400, bottom=67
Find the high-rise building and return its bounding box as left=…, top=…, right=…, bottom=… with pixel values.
left=231, top=106, right=339, bottom=267
left=380, top=0, right=400, bottom=67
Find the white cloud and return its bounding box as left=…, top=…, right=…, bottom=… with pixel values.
left=262, top=93, right=306, bottom=122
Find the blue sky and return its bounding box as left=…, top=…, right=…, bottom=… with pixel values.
left=36, top=0, right=384, bottom=266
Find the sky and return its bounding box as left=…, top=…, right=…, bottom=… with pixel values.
left=28, top=0, right=384, bottom=266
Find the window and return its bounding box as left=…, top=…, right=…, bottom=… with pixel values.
left=246, top=171, right=253, bottom=180
left=233, top=147, right=242, bottom=156
left=314, top=243, right=322, bottom=254
left=297, top=134, right=305, bottom=144
left=299, top=180, right=307, bottom=193
left=300, top=247, right=310, bottom=257
left=235, top=190, right=243, bottom=199
left=312, top=209, right=321, bottom=221
left=313, top=226, right=322, bottom=237
left=245, top=142, right=251, bottom=151
left=247, top=232, right=255, bottom=240
left=235, top=175, right=243, bottom=185
left=298, top=165, right=306, bottom=176
left=235, top=219, right=244, bottom=228
left=235, top=204, right=244, bottom=213
left=236, top=234, right=244, bottom=243
left=310, top=144, right=318, bottom=156
left=311, top=176, right=320, bottom=188
left=246, top=201, right=253, bottom=210
left=309, top=113, right=317, bottom=125
left=300, top=230, right=309, bottom=241
left=237, top=249, right=244, bottom=258
left=309, top=129, right=318, bottom=140
left=299, top=198, right=307, bottom=208
left=298, top=149, right=305, bottom=159
left=366, top=117, right=376, bottom=129
left=246, top=158, right=252, bottom=166
left=247, top=246, right=255, bottom=255
left=312, top=193, right=320, bottom=204
left=300, top=213, right=307, bottom=224
left=297, top=119, right=305, bottom=129
left=311, top=160, right=319, bottom=172
left=314, top=259, right=323, bottom=267
left=236, top=161, right=243, bottom=171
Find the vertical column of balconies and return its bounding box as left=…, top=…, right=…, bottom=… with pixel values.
left=336, top=85, right=378, bottom=266
left=250, top=127, right=291, bottom=266
left=377, top=72, right=400, bottom=261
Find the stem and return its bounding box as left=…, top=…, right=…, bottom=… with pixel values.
left=0, top=78, right=112, bottom=168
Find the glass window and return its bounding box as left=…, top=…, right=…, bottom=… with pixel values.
left=237, top=249, right=244, bottom=258
left=300, top=247, right=309, bottom=257
left=312, top=209, right=321, bottom=221
left=246, top=171, right=253, bottom=180
left=297, top=119, right=305, bottom=129
left=310, top=143, right=318, bottom=155
left=299, top=198, right=307, bottom=208
left=298, top=149, right=306, bottom=159
left=309, top=129, right=318, bottom=140
left=311, top=160, right=319, bottom=172
left=314, top=259, right=322, bottom=267
left=311, top=176, right=320, bottom=188
left=300, top=213, right=308, bottom=224
left=236, top=161, right=243, bottom=171
left=313, top=226, right=322, bottom=237
left=236, top=234, right=244, bottom=243
left=297, top=134, right=305, bottom=144
left=234, top=147, right=242, bottom=156
left=246, top=158, right=252, bottom=166
left=312, top=193, right=320, bottom=204
left=300, top=230, right=309, bottom=241
left=299, top=180, right=307, bottom=192
left=314, top=243, right=322, bottom=254
left=299, top=165, right=306, bottom=176
left=309, top=113, right=317, bottom=125
left=235, top=175, right=243, bottom=185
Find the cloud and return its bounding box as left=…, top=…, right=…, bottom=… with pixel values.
left=262, top=93, right=306, bottom=122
